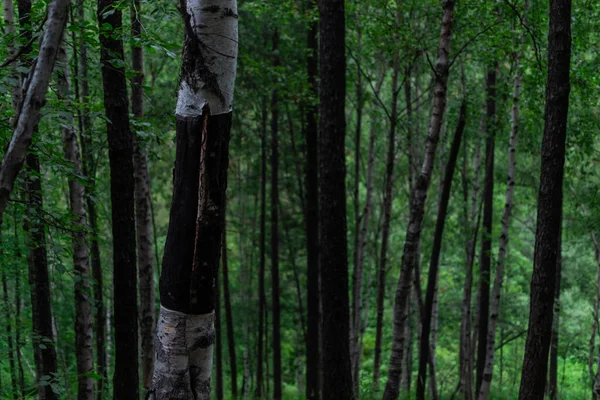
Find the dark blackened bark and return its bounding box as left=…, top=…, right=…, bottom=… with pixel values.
left=24, top=154, right=58, bottom=400
left=270, top=28, right=282, bottom=400
left=548, top=227, right=561, bottom=400
left=317, top=0, right=354, bottom=398
left=130, top=0, right=155, bottom=392
left=222, top=223, right=238, bottom=398
left=373, top=51, right=400, bottom=393
left=383, top=2, right=456, bottom=399
left=518, top=1, right=571, bottom=398
left=97, top=0, right=139, bottom=397
left=305, top=1, right=320, bottom=398
left=476, top=65, right=497, bottom=394
left=417, top=101, right=467, bottom=400
left=256, top=101, right=267, bottom=399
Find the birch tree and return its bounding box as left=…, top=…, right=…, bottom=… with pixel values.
left=150, top=0, right=238, bottom=398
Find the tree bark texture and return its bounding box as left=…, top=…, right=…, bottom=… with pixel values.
left=317, top=0, right=354, bottom=398
left=476, top=64, right=497, bottom=395
left=305, top=1, right=320, bottom=397
left=222, top=223, right=238, bottom=398
left=56, top=39, right=94, bottom=400
left=97, top=0, right=139, bottom=397
left=518, top=1, right=571, bottom=398
left=1, top=270, right=19, bottom=400
left=478, top=38, right=525, bottom=400
left=0, top=0, right=70, bottom=227
left=152, top=1, right=237, bottom=398
left=589, top=233, right=600, bottom=398
left=216, top=257, right=224, bottom=400
left=548, top=228, right=561, bottom=400
left=383, top=2, right=456, bottom=399
left=256, top=101, right=267, bottom=399
left=417, top=100, right=467, bottom=400
left=130, top=0, right=156, bottom=392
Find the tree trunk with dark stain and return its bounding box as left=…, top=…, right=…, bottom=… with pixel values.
left=518, top=1, right=571, bottom=398
left=383, top=2, right=456, bottom=399
left=417, top=100, right=467, bottom=400
left=317, top=0, right=354, bottom=398
left=97, top=0, right=139, bottom=397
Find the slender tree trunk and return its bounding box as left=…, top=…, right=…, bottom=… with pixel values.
left=223, top=221, right=238, bottom=398
left=305, top=1, right=320, bottom=397
left=383, top=2, right=456, bottom=399
left=97, top=0, right=139, bottom=397
left=476, top=64, right=497, bottom=395
left=417, top=100, right=467, bottom=400
left=270, top=28, right=282, bottom=400
left=590, top=233, right=600, bottom=399
left=2, top=270, right=18, bottom=400
left=548, top=228, right=561, bottom=400
left=459, top=135, right=482, bottom=400
left=478, top=37, right=525, bottom=400
left=518, top=1, right=572, bottom=398
left=0, top=0, right=70, bottom=226
left=373, top=51, right=400, bottom=394
left=256, top=100, right=267, bottom=399
left=151, top=1, right=237, bottom=398
left=56, top=38, right=94, bottom=400
left=351, top=67, right=385, bottom=395
left=317, top=0, right=354, bottom=398
left=216, top=257, right=224, bottom=400
left=74, top=2, right=106, bottom=394
left=130, top=0, right=156, bottom=392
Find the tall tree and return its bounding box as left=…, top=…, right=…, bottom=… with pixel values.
left=518, top=0, right=572, bottom=398
left=130, top=0, right=156, bottom=393
left=256, top=101, right=267, bottom=400
left=548, top=226, right=561, bottom=400
left=56, top=38, right=94, bottom=400
left=151, top=0, right=238, bottom=398
left=304, top=1, right=320, bottom=398
left=317, top=0, right=354, bottom=398
left=383, top=1, right=456, bottom=399
left=222, top=220, right=238, bottom=398
left=417, top=100, right=467, bottom=400
left=97, top=0, right=139, bottom=397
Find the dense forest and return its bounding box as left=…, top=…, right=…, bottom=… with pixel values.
left=0, top=0, right=598, bottom=399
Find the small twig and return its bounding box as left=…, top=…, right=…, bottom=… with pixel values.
left=0, top=12, right=48, bottom=69
left=448, top=19, right=505, bottom=69
left=501, top=0, right=544, bottom=72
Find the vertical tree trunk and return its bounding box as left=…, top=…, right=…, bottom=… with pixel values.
left=270, top=28, right=282, bottom=400
left=373, top=50, right=400, bottom=394
left=256, top=100, right=267, bottom=399
left=151, top=2, right=238, bottom=398
left=97, top=0, right=139, bottom=397
left=304, top=1, right=320, bottom=397
left=383, top=2, right=456, bottom=399
left=1, top=270, right=18, bottom=400
left=74, top=2, right=106, bottom=394
left=548, top=228, right=561, bottom=400
left=317, top=0, right=354, bottom=398
left=478, top=31, right=525, bottom=399
left=459, top=135, right=482, bottom=400
left=0, top=0, right=70, bottom=226
left=24, top=154, right=59, bottom=400
left=589, top=233, right=600, bottom=398
left=417, top=100, right=467, bottom=400
left=130, top=0, right=156, bottom=392
left=216, top=257, right=224, bottom=400
left=518, top=1, right=571, bottom=398
left=223, top=221, right=238, bottom=398
left=476, top=64, right=497, bottom=395
left=56, top=38, right=94, bottom=400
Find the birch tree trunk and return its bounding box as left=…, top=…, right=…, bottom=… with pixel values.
left=478, top=30, right=525, bottom=399
left=151, top=1, right=238, bottom=398
left=417, top=100, right=467, bottom=400
left=0, top=0, right=70, bottom=227
left=383, top=2, right=456, bottom=399
left=130, top=0, right=156, bottom=393
left=317, top=0, right=354, bottom=398
left=518, top=1, right=572, bottom=398
left=56, top=39, right=94, bottom=400
left=97, top=0, right=140, bottom=397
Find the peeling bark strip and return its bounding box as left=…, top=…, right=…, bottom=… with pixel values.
left=0, top=0, right=70, bottom=226
left=383, top=1, right=456, bottom=399
left=152, top=307, right=215, bottom=400
left=176, top=0, right=239, bottom=117
left=518, top=0, right=571, bottom=398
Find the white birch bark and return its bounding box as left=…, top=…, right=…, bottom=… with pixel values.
left=477, top=21, right=526, bottom=400
left=56, top=39, right=94, bottom=400
left=0, top=0, right=70, bottom=226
